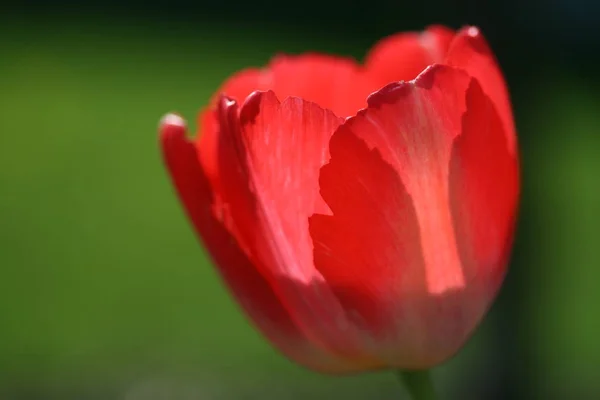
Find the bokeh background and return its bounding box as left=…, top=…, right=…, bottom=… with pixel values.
left=1, top=0, right=599, bottom=399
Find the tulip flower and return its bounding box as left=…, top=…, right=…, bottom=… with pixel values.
left=160, top=25, right=519, bottom=397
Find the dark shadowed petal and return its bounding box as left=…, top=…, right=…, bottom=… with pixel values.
left=445, top=26, right=517, bottom=154
left=364, top=25, right=456, bottom=87
left=159, top=114, right=357, bottom=372
left=449, top=79, right=520, bottom=301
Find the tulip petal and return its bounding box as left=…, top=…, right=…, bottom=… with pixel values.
left=211, top=55, right=372, bottom=118
left=266, top=54, right=373, bottom=117
left=310, top=65, right=505, bottom=368
left=320, top=64, right=472, bottom=294
left=197, top=55, right=375, bottom=186
left=309, top=132, right=431, bottom=367
left=159, top=114, right=356, bottom=372
left=449, top=79, right=519, bottom=299
left=213, top=68, right=266, bottom=104
left=208, top=91, right=381, bottom=368
left=213, top=90, right=344, bottom=281
left=364, top=25, right=455, bottom=87
left=446, top=26, right=517, bottom=154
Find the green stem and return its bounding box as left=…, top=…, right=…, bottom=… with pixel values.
left=397, top=370, right=437, bottom=400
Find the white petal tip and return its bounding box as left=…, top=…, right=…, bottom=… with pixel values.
left=466, top=26, right=480, bottom=37
left=160, top=113, right=187, bottom=129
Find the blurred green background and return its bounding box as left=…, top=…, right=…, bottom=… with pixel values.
left=1, top=1, right=599, bottom=399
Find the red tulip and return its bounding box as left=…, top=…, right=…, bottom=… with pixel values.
left=160, top=25, right=519, bottom=372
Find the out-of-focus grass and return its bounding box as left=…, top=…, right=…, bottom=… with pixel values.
left=0, top=17, right=248, bottom=386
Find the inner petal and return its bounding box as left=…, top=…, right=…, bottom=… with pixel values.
left=214, top=54, right=373, bottom=118
left=364, top=25, right=456, bottom=89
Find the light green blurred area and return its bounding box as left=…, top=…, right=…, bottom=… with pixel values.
left=1, top=18, right=599, bottom=399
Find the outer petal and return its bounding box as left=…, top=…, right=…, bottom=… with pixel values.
left=449, top=79, right=519, bottom=300
left=364, top=25, right=455, bottom=87
left=159, top=115, right=355, bottom=372
left=445, top=26, right=517, bottom=154
left=310, top=65, right=513, bottom=368
left=203, top=92, right=381, bottom=369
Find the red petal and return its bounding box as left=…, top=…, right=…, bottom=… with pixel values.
left=159, top=114, right=355, bottom=372
left=266, top=54, right=373, bottom=117
left=309, top=131, right=429, bottom=366
left=196, top=69, right=268, bottom=185
left=195, top=109, right=219, bottom=186
left=209, top=92, right=380, bottom=368
left=197, top=55, right=375, bottom=182
left=425, top=25, right=456, bottom=55
left=445, top=26, right=517, bottom=154
left=449, top=79, right=519, bottom=298
left=310, top=65, right=499, bottom=368
left=364, top=25, right=456, bottom=87
left=209, top=54, right=373, bottom=118
left=215, top=68, right=267, bottom=104
left=215, top=91, right=345, bottom=280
